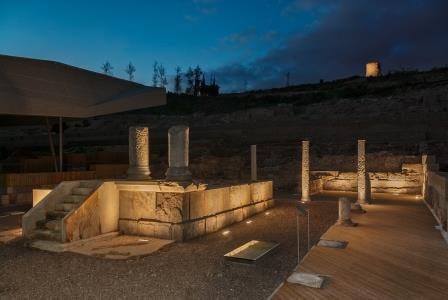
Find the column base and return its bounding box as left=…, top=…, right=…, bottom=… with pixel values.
left=127, top=166, right=151, bottom=180
left=337, top=219, right=357, bottom=226
left=301, top=197, right=311, bottom=203
left=165, top=167, right=192, bottom=182
left=351, top=202, right=366, bottom=213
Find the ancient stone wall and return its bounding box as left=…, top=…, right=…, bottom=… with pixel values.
left=63, top=181, right=118, bottom=242
left=311, top=163, right=423, bottom=195
left=164, top=151, right=422, bottom=192
left=118, top=181, right=274, bottom=241
left=425, top=171, right=448, bottom=231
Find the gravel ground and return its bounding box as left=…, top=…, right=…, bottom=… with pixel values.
left=0, top=195, right=338, bottom=299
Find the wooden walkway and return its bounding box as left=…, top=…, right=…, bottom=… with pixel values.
left=273, top=194, right=448, bottom=299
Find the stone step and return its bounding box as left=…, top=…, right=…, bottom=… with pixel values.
left=71, top=187, right=93, bottom=196
left=31, top=228, right=60, bottom=241
left=46, top=210, right=69, bottom=220
left=45, top=219, right=61, bottom=231
left=62, top=195, right=85, bottom=204
left=55, top=202, right=76, bottom=212
left=36, top=219, right=47, bottom=229
left=79, top=181, right=98, bottom=188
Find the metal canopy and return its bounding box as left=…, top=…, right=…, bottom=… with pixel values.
left=0, top=54, right=166, bottom=118
left=0, top=54, right=166, bottom=171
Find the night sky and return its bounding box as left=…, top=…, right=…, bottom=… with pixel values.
left=1, top=0, right=447, bottom=92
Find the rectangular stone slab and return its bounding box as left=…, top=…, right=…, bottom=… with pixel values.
left=286, top=272, right=326, bottom=289
left=224, top=240, right=279, bottom=263
left=317, top=239, right=348, bottom=249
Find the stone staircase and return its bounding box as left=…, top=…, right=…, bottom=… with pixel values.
left=31, top=181, right=98, bottom=242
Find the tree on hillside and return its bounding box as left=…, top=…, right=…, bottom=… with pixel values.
left=185, top=67, right=194, bottom=94
left=174, top=66, right=182, bottom=94
left=125, top=62, right=136, bottom=81
left=101, top=61, right=114, bottom=75
left=157, top=64, right=168, bottom=88
left=193, top=65, right=202, bottom=96
left=152, top=61, right=159, bottom=87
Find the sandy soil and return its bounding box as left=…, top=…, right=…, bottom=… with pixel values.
left=0, top=195, right=338, bottom=299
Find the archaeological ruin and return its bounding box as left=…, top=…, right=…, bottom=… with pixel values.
left=22, top=125, right=274, bottom=244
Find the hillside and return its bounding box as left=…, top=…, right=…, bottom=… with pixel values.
left=1, top=67, right=448, bottom=190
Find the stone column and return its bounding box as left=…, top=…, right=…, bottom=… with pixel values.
left=165, top=125, right=192, bottom=181
left=357, top=139, right=370, bottom=204
left=251, top=145, right=257, bottom=181
left=127, top=127, right=151, bottom=180
left=301, top=140, right=310, bottom=202
left=338, top=197, right=355, bottom=226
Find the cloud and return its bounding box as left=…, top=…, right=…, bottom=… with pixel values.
left=212, top=0, right=448, bottom=92
left=260, top=30, right=279, bottom=42
left=282, top=0, right=335, bottom=15
left=192, top=0, right=218, bottom=15
left=184, top=14, right=197, bottom=22
left=222, top=28, right=257, bottom=45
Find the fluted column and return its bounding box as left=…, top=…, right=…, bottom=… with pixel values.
left=127, top=127, right=151, bottom=180
left=165, top=125, right=192, bottom=181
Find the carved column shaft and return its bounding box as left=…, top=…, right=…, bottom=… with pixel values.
left=338, top=197, right=354, bottom=226
left=357, top=139, right=369, bottom=204
left=301, top=140, right=310, bottom=202
left=127, top=127, right=151, bottom=180
left=165, top=125, right=192, bottom=181
left=251, top=145, right=257, bottom=181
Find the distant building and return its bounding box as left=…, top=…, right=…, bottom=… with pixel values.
left=199, top=74, right=220, bottom=97
left=366, top=61, right=381, bottom=77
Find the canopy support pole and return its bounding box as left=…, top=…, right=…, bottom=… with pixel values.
left=59, top=116, right=63, bottom=172
left=45, top=117, right=58, bottom=172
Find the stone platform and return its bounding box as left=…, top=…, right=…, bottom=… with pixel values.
left=23, top=179, right=274, bottom=243
left=117, top=180, right=274, bottom=241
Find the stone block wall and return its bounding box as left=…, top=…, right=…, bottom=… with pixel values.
left=425, top=172, right=448, bottom=231
left=311, top=163, right=423, bottom=195
left=118, top=181, right=274, bottom=241
left=63, top=181, right=119, bottom=242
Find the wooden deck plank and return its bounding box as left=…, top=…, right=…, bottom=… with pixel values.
left=273, top=195, right=448, bottom=300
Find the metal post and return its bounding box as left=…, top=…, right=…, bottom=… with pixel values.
left=296, top=204, right=309, bottom=264
left=45, top=117, right=58, bottom=172
left=296, top=212, right=300, bottom=264
left=307, top=210, right=310, bottom=252
left=251, top=145, right=257, bottom=181
left=59, top=116, right=63, bottom=172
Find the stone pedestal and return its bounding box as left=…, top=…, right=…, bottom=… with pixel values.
left=357, top=139, right=370, bottom=204
left=301, top=141, right=310, bottom=202
left=165, top=125, right=192, bottom=181
left=338, top=197, right=355, bottom=226
left=251, top=145, right=257, bottom=181
left=127, top=127, right=151, bottom=180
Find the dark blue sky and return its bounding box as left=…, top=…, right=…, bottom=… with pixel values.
left=1, top=0, right=447, bottom=92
